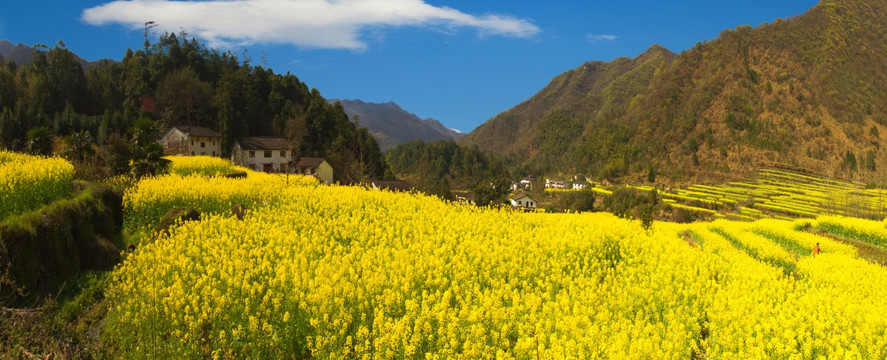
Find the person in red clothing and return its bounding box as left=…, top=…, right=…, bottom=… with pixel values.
left=813, top=242, right=820, bottom=256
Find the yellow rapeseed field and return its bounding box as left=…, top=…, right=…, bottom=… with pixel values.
left=104, top=167, right=887, bottom=359
left=165, top=155, right=251, bottom=177
left=0, top=150, right=73, bottom=219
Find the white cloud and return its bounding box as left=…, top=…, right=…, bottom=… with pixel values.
left=81, top=0, right=540, bottom=50
left=587, top=34, right=618, bottom=43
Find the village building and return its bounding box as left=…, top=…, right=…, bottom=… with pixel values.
left=545, top=178, right=567, bottom=189
left=572, top=179, right=590, bottom=190
left=510, top=192, right=537, bottom=211
left=371, top=180, right=413, bottom=192
left=512, top=175, right=536, bottom=192
left=231, top=137, right=291, bottom=173
left=520, top=176, right=535, bottom=190
left=159, top=125, right=222, bottom=157
left=295, top=157, right=334, bottom=185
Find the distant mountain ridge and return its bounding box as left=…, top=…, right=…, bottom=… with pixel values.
left=461, top=0, right=887, bottom=184
left=331, top=99, right=463, bottom=151
left=0, top=39, right=111, bottom=69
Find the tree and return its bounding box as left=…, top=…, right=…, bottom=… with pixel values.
left=64, top=130, right=95, bottom=165
left=567, top=189, right=596, bottom=212
left=128, top=118, right=169, bottom=178
left=105, top=132, right=132, bottom=176
left=156, top=66, right=214, bottom=128
left=474, top=174, right=511, bottom=207
left=0, top=107, right=22, bottom=149
left=842, top=151, right=858, bottom=178
left=130, top=142, right=169, bottom=178
left=25, top=126, right=53, bottom=156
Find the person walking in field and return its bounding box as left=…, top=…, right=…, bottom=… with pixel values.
left=813, top=242, right=820, bottom=256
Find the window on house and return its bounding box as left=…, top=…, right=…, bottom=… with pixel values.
left=264, top=151, right=272, bottom=158
left=201, top=142, right=205, bottom=148
left=191, top=140, right=194, bottom=146
left=280, top=151, right=286, bottom=157
left=191, top=151, right=195, bottom=155
left=249, top=151, right=255, bottom=158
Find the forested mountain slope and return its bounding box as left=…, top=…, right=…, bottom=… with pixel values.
left=462, top=0, right=887, bottom=184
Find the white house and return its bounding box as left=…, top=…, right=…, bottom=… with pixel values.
left=510, top=192, right=536, bottom=211
left=231, top=137, right=291, bottom=172
left=572, top=179, right=590, bottom=190
left=295, top=157, right=334, bottom=185
left=512, top=175, right=536, bottom=192
left=159, top=125, right=222, bottom=157
left=545, top=178, right=567, bottom=189
left=520, top=176, right=535, bottom=190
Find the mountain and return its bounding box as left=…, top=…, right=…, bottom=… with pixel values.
left=0, top=40, right=37, bottom=65
left=0, top=39, right=111, bottom=69
left=461, top=0, right=887, bottom=184
left=330, top=99, right=463, bottom=151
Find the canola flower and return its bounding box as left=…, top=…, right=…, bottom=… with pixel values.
left=123, top=171, right=317, bottom=239
left=813, top=215, right=887, bottom=247
left=165, top=155, right=251, bottom=177
left=0, top=150, right=73, bottom=219
left=105, top=169, right=887, bottom=359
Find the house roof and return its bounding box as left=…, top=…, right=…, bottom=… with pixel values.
left=296, top=157, right=327, bottom=168
left=235, top=137, right=290, bottom=150
left=372, top=180, right=412, bottom=192
left=172, top=125, right=221, bottom=137
left=511, top=191, right=533, bottom=201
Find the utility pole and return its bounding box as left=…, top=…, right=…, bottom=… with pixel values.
left=144, top=21, right=158, bottom=54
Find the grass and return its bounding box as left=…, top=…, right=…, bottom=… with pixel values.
left=1, top=271, right=115, bottom=359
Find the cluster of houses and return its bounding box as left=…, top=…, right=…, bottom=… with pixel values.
left=503, top=174, right=596, bottom=211
left=160, top=125, right=593, bottom=212
left=511, top=175, right=590, bottom=192
left=160, top=125, right=334, bottom=184
left=160, top=125, right=418, bottom=194
left=542, top=175, right=591, bottom=190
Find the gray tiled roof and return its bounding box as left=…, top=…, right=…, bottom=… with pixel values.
left=235, top=137, right=290, bottom=150
left=296, top=157, right=326, bottom=168
left=172, top=125, right=221, bottom=137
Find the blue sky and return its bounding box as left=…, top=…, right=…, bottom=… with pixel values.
left=1, top=0, right=818, bottom=133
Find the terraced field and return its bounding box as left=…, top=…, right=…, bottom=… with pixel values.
left=634, top=169, right=887, bottom=221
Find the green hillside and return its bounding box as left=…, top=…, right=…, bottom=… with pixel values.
left=461, top=0, right=887, bottom=185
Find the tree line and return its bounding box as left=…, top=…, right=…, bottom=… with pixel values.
left=0, top=34, right=387, bottom=183
left=386, top=140, right=512, bottom=205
